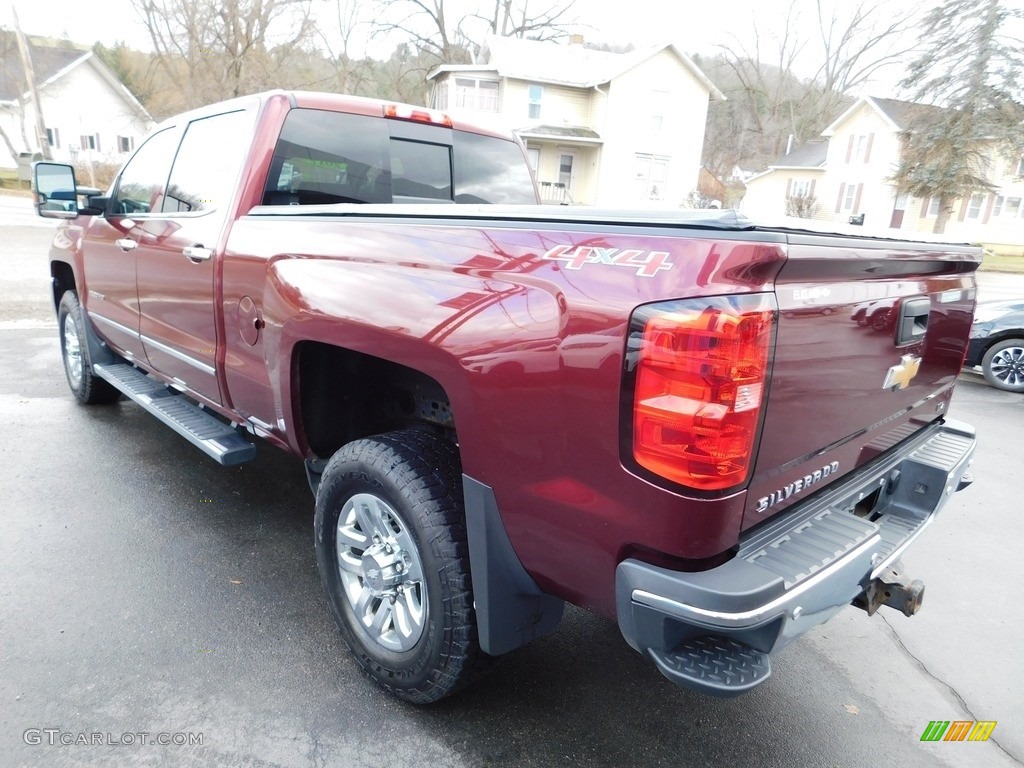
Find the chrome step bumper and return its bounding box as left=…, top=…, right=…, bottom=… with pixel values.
left=616, top=419, right=976, bottom=697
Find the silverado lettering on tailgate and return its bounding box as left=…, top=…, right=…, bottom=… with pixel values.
left=756, top=461, right=840, bottom=513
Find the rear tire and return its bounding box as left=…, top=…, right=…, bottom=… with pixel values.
left=981, top=338, right=1024, bottom=392
left=314, top=428, right=490, bottom=703
left=57, top=291, right=120, bottom=405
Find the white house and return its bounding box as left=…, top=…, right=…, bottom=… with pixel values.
left=427, top=35, right=724, bottom=207
left=742, top=95, right=1024, bottom=254
left=0, top=35, right=153, bottom=172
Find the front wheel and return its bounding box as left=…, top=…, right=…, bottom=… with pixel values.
left=314, top=428, right=490, bottom=703
left=981, top=338, right=1024, bottom=392
left=57, top=291, right=120, bottom=405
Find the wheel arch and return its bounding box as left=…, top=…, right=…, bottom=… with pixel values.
left=51, top=260, right=77, bottom=313
left=293, top=339, right=459, bottom=464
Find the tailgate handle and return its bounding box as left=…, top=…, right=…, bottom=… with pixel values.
left=897, top=298, right=930, bottom=344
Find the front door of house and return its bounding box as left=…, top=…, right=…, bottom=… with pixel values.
left=890, top=192, right=909, bottom=228
left=558, top=152, right=576, bottom=202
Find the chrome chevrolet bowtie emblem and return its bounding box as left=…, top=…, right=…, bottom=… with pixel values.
left=883, top=354, right=921, bottom=391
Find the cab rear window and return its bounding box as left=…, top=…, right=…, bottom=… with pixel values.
left=263, top=108, right=535, bottom=206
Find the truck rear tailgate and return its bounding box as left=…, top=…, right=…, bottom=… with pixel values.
left=744, top=234, right=979, bottom=529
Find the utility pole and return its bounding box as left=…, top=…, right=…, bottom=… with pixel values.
left=12, top=6, right=52, bottom=160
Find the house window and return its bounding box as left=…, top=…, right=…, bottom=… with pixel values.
left=966, top=193, right=985, bottom=219
left=45, top=127, right=60, bottom=149
left=79, top=133, right=100, bottom=152
left=1001, top=197, right=1022, bottom=218
left=431, top=81, right=449, bottom=110
left=927, top=197, right=941, bottom=217
left=117, top=135, right=135, bottom=153
left=526, top=147, right=539, bottom=172
left=635, top=153, right=669, bottom=201
left=790, top=179, right=811, bottom=198
left=842, top=182, right=857, bottom=211
left=527, top=85, right=543, bottom=119
left=853, top=135, right=867, bottom=163
left=649, top=90, right=667, bottom=132
left=1016, top=156, right=1024, bottom=176
left=454, top=78, right=499, bottom=111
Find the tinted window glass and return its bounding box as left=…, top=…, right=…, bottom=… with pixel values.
left=163, top=109, right=255, bottom=214
left=265, top=109, right=536, bottom=206
left=453, top=131, right=536, bottom=204
left=390, top=138, right=452, bottom=201
left=112, top=128, right=179, bottom=215
left=265, top=110, right=390, bottom=205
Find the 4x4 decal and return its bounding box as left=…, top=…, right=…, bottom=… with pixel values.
left=542, top=245, right=674, bottom=277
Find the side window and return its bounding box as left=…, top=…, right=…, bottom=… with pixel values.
left=163, top=109, right=256, bottom=214
left=453, top=131, right=536, bottom=204
left=265, top=109, right=390, bottom=205
left=112, top=128, right=179, bottom=215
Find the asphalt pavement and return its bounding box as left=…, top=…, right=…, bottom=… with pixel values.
left=1, top=203, right=1022, bottom=768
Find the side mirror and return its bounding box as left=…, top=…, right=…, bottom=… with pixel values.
left=33, top=162, right=80, bottom=219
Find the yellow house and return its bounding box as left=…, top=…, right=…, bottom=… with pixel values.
left=427, top=35, right=723, bottom=206
left=737, top=141, right=827, bottom=220
left=741, top=96, right=1024, bottom=254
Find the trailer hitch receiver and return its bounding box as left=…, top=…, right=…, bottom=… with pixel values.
left=853, top=561, right=925, bottom=618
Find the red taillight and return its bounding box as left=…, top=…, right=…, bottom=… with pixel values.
left=630, top=296, right=775, bottom=491
left=383, top=104, right=454, bottom=128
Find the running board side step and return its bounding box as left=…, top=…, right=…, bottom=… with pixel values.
left=93, top=363, right=256, bottom=466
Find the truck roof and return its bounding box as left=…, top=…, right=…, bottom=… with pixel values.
left=151, top=89, right=518, bottom=142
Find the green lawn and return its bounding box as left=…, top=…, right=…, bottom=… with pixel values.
left=0, top=168, right=32, bottom=193
left=980, top=251, right=1024, bottom=273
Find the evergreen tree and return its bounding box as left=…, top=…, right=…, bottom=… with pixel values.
left=893, top=0, right=1024, bottom=233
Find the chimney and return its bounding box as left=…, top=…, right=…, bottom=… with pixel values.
left=569, top=34, right=585, bottom=47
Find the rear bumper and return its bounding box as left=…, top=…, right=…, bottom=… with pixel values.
left=615, top=418, right=976, bottom=697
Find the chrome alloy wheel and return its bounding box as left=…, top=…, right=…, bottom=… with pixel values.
left=990, top=344, right=1024, bottom=388
left=63, top=312, right=83, bottom=389
left=335, top=493, right=427, bottom=652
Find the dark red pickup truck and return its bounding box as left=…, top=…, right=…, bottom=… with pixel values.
left=34, top=90, right=978, bottom=703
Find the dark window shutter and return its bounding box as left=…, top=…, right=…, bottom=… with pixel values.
left=786, top=177, right=793, bottom=196
left=958, top=197, right=968, bottom=221
left=836, top=183, right=846, bottom=213
left=982, top=194, right=996, bottom=224
left=95, top=134, right=101, bottom=153
left=864, top=133, right=874, bottom=163
left=845, top=135, right=854, bottom=163
left=808, top=179, right=816, bottom=197
left=853, top=183, right=863, bottom=213
left=919, top=198, right=929, bottom=217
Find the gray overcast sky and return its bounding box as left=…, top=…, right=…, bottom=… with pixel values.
left=2, top=0, right=924, bottom=92
left=4, top=0, right=733, bottom=51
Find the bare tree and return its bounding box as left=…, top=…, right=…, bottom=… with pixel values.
left=704, top=0, right=919, bottom=177
left=809, top=0, right=919, bottom=119
left=483, top=0, right=578, bottom=42
left=132, top=0, right=317, bottom=109
left=785, top=194, right=820, bottom=218
left=370, top=0, right=581, bottom=68
left=315, top=0, right=376, bottom=94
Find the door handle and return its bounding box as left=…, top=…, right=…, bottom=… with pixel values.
left=115, top=238, right=137, bottom=252
left=183, top=245, right=213, bottom=262
left=897, top=297, right=930, bottom=345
